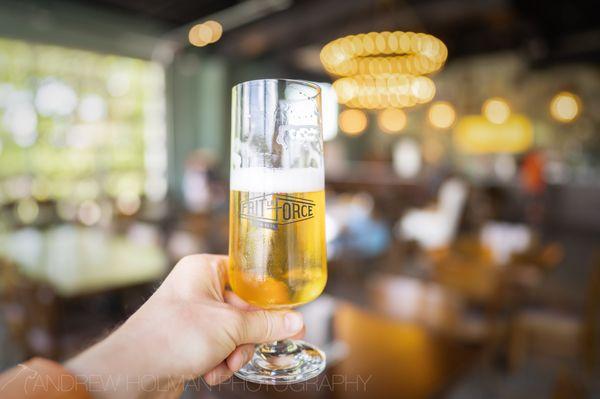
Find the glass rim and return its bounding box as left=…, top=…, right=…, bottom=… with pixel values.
left=232, top=78, right=321, bottom=100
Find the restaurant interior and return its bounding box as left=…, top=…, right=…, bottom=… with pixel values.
left=0, top=0, right=599, bottom=397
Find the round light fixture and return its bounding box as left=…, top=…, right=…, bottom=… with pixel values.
left=204, top=20, right=223, bottom=42
left=482, top=97, right=510, bottom=125
left=428, top=101, right=455, bottom=129
left=339, top=109, right=368, bottom=136
left=550, top=91, right=580, bottom=123
left=333, top=74, right=435, bottom=109
left=321, top=31, right=447, bottom=109
left=189, top=20, right=223, bottom=47
left=378, top=108, right=407, bottom=134
left=321, top=32, right=447, bottom=77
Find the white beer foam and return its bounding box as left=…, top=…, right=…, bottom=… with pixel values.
left=231, top=167, right=324, bottom=193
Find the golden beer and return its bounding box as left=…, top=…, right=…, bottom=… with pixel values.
left=229, top=79, right=326, bottom=384
left=229, top=189, right=327, bottom=309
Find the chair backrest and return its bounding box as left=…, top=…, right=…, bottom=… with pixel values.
left=438, top=178, right=468, bottom=216
left=437, top=178, right=468, bottom=240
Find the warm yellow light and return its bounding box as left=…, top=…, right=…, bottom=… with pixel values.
left=189, top=21, right=223, bottom=47
left=482, top=97, right=510, bottom=124
left=454, top=114, right=533, bottom=154
left=410, top=76, right=435, bottom=102
left=321, top=31, right=447, bottom=77
left=377, top=108, right=407, bottom=134
left=189, top=25, right=207, bottom=47
left=428, top=101, right=455, bottom=129
left=550, top=91, right=580, bottom=123
left=204, top=20, right=223, bottom=42
left=321, top=31, right=447, bottom=110
left=197, top=25, right=213, bottom=43
left=333, top=74, right=435, bottom=109
left=339, top=109, right=368, bottom=136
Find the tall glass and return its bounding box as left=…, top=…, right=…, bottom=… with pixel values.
left=229, top=79, right=327, bottom=384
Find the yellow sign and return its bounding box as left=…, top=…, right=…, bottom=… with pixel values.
left=454, top=115, right=533, bottom=154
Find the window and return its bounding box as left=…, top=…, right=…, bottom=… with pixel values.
left=0, top=37, right=167, bottom=218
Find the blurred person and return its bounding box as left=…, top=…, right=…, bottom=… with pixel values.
left=328, top=192, right=390, bottom=259
left=521, top=150, right=545, bottom=195
left=520, top=150, right=546, bottom=226
left=182, top=150, right=225, bottom=213
left=0, top=254, right=304, bottom=399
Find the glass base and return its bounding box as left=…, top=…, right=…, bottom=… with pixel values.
left=234, top=339, right=326, bottom=385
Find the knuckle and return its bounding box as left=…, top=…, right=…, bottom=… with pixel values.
left=181, top=254, right=208, bottom=266
left=260, top=311, right=275, bottom=339
left=229, top=310, right=246, bottom=341
left=174, top=255, right=198, bottom=273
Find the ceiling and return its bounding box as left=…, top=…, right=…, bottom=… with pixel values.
left=73, top=0, right=600, bottom=73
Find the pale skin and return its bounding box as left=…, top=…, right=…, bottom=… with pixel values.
left=65, top=254, right=305, bottom=398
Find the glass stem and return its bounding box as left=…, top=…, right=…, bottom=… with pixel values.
left=256, top=339, right=302, bottom=371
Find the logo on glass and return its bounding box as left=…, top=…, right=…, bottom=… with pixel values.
left=240, top=193, right=315, bottom=230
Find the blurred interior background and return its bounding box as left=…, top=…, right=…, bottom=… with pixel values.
left=0, top=0, right=599, bottom=397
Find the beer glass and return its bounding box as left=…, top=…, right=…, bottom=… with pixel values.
left=229, top=79, right=327, bottom=384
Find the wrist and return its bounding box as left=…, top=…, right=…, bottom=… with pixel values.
left=65, top=337, right=127, bottom=399
left=66, top=334, right=155, bottom=398
left=65, top=322, right=188, bottom=399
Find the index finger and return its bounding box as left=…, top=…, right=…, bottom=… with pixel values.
left=165, top=254, right=229, bottom=300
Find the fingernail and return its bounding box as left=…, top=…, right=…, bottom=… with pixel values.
left=284, top=312, right=303, bottom=333
left=232, top=352, right=244, bottom=371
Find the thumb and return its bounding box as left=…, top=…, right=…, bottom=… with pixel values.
left=236, top=310, right=304, bottom=344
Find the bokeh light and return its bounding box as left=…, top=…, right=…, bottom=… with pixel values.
left=455, top=114, right=533, bottom=154
left=550, top=91, right=580, bottom=123
left=35, top=79, right=78, bottom=116
left=78, top=200, right=102, bottom=226
left=339, top=109, right=368, bottom=136
left=117, top=193, right=142, bottom=216
left=428, top=101, right=456, bottom=129
left=377, top=108, right=407, bottom=134
left=410, top=76, right=436, bottom=102
left=107, top=71, right=131, bottom=97
left=322, top=31, right=446, bottom=109
left=204, top=21, right=223, bottom=42
left=0, top=37, right=166, bottom=207
left=189, top=20, right=223, bottom=47
left=482, top=97, right=511, bottom=125
left=79, top=94, right=107, bottom=122
left=16, top=198, right=39, bottom=224
left=3, top=103, right=38, bottom=147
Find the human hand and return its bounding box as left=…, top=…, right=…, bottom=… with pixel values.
left=65, top=254, right=304, bottom=398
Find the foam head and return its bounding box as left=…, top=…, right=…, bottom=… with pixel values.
left=231, top=167, right=324, bottom=193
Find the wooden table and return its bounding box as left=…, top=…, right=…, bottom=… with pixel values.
left=0, top=225, right=168, bottom=297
